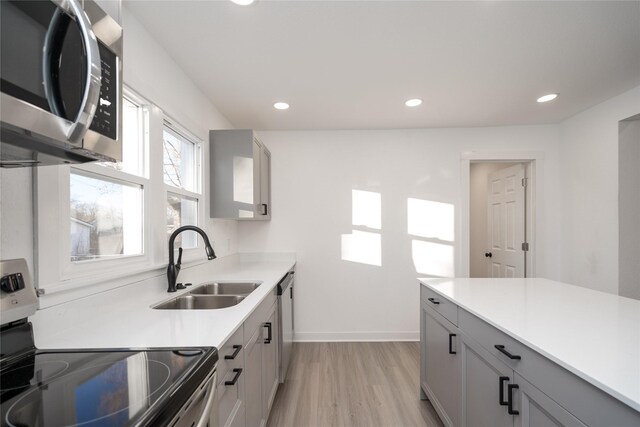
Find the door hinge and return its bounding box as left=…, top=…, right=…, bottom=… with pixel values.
left=521, top=178, right=528, bottom=187
left=521, top=242, right=529, bottom=251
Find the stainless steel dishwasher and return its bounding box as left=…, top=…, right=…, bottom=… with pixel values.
left=277, top=270, right=295, bottom=383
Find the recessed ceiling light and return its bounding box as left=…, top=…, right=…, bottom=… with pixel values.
left=537, top=93, right=558, bottom=103
left=230, top=0, right=255, bottom=5
left=405, top=98, right=423, bottom=107
left=273, top=102, right=290, bottom=110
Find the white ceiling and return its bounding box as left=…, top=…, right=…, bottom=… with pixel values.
left=125, top=0, right=640, bottom=130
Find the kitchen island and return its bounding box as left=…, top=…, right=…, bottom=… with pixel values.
left=420, top=277, right=640, bottom=427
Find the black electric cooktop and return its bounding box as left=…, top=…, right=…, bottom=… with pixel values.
left=0, top=260, right=218, bottom=427
left=0, top=332, right=217, bottom=427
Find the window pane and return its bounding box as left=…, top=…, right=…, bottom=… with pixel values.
left=99, top=97, right=145, bottom=176
left=167, top=193, right=198, bottom=249
left=70, top=172, right=143, bottom=261
left=163, top=126, right=197, bottom=192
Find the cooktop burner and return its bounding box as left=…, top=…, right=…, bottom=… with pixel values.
left=0, top=360, right=70, bottom=393
left=0, top=348, right=217, bottom=427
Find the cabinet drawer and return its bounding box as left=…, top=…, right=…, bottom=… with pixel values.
left=459, top=308, right=526, bottom=371
left=217, top=326, right=244, bottom=379
left=217, top=367, right=244, bottom=427
left=422, top=286, right=458, bottom=326
left=244, top=290, right=277, bottom=345
left=459, top=308, right=640, bottom=426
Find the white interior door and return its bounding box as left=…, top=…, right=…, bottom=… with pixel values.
left=486, top=164, right=526, bottom=277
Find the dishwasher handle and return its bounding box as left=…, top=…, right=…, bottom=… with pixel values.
left=195, top=371, right=217, bottom=427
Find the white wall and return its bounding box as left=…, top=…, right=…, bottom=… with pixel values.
left=618, top=117, right=640, bottom=300
left=558, top=85, right=640, bottom=295
left=238, top=127, right=560, bottom=341
left=0, top=169, right=34, bottom=268
left=469, top=162, right=516, bottom=278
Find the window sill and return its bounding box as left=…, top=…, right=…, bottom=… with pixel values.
left=37, top=257, right=213, bottom=308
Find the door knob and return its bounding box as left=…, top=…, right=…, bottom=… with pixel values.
left=485, top=252, right=493, bottom=258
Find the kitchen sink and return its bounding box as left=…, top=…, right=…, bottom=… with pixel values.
left=153, top=295, right=245, bottom=310
left=189, top=282, right=261, bottom=296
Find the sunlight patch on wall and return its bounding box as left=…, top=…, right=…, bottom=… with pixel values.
left=341, top=230, right=382, bottom=266
left=352, top=190, right=381, bottom=229
left=407, top=198, right=454, bottom=242
left=412, top=240, right=454, bottom=277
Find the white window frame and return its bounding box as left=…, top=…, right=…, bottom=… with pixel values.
left=162, top=118, right=205, bottom=262
left=36, top=88, right=157, bottom=293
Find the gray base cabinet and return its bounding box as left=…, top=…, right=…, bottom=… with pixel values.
left=513, top=373, right=585, bottom=427
left=420, top=285, right=640, bottom=427
left=245, top=326, right=263, bottom=427
left=421, top=304, right=460, bottom=426
left=217, top=327, right=245, bottom=427
left=215, top=288, right=280, bottom=427
left=261, top=303, right=279, bottom=419
left=460, top=336, right=513, bottom=427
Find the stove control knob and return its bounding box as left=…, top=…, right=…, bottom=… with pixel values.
left=1, top=273, right=24, bottom=293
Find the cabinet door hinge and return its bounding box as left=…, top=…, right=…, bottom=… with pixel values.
left=521, top=242, right=529, bottom=251
left=521, top=178, right=528, bottom=187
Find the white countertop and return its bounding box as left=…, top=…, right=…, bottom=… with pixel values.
left=31, top=253, right=296, bottom=350
left=419, top=278, right=640, bottom=412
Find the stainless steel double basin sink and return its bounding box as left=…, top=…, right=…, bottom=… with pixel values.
left=153, top=282, right=261, bottom=310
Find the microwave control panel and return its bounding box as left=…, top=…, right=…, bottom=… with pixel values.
left=89, top=42, right=118, bottom=141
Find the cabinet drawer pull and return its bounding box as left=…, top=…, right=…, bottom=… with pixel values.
left=427, top=297, right=440, bottom=305
left=495, top=344, right=521, bottom=360
left=448, top=334, right=457, bottom=354
left=224, top=345, right=242, bottom=360
left=507, top=383, right=519, bottom=415
left=264, top=322, right=272, bottom=344
left=499, top=376, right=509, bottom=405
left=225, top=368, right=243, bottom=386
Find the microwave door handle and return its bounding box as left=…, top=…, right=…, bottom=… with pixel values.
left=42, top=8, right=68, bottom=118
left=49, top=0, right=102, bottom=144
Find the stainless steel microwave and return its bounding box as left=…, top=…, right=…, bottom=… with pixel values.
left=0, top=0, right=123, bottom=167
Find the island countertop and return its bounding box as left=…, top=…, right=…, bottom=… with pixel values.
left=419, top=277, right=640, bottom=412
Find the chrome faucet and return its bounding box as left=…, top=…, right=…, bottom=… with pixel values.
left=167, top=225, right=216, bottom=292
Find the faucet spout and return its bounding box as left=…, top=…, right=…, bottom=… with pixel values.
left=167, top=225, right=216, bottom=292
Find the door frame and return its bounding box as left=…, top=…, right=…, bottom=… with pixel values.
left=459, top=151, right=544, bottom=278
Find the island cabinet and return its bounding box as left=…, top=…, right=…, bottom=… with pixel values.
left=459, top=331, right=584, bottom=427
left=209, top=129, right=271, bottom=220
left=420, top=285, right=640, bottom=427
left=420, top=291, right=461, bottom=426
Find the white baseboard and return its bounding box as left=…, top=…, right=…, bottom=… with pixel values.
left=294, top=331, right=419, bottom=342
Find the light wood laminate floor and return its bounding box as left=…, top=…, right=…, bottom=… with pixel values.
left=267, top=342, right=444, bottom=427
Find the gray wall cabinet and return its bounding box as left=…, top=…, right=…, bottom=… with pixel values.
left=420, top=285, right=640, bottom=427
left=210, top=130, right=271, bottom=220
